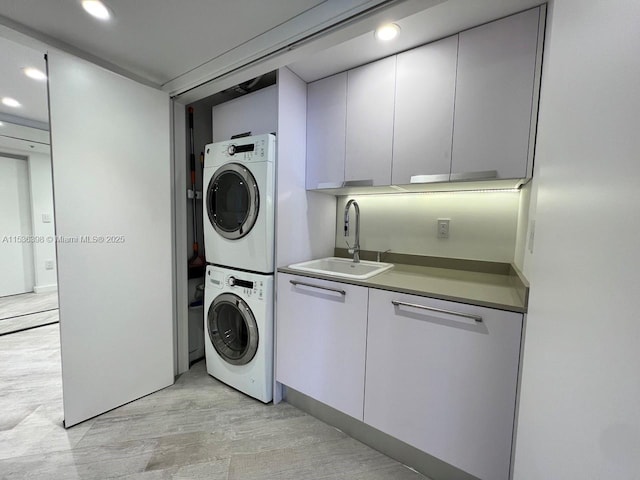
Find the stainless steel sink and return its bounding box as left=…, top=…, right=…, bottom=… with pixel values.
left=288, top=257, right=393, bottom=280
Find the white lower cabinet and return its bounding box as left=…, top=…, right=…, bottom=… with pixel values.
left=364, top=289, right=523, bottom=480
left=276, top=276, right=523, bottom=479
left=276, top=273, right=368, bottom=420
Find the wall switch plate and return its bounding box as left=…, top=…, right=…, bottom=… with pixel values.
left=437, top=219, right=450, bottom=239
left=45, top=260, right=55, bottom=270
left=42, top=213, right=52, bottom=223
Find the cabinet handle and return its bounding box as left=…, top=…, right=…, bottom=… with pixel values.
left=448, top=170, right=498, bottom=181
left=391, top=300, right=482, bottom=322
left=342, top=179, right=374, bottom=187
left=409, top=173, right=450, bottom=184
left=290, top=280, right=346, bottom=296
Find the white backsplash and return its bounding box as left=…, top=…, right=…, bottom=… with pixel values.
left=335, top=191, right=520, bottom=263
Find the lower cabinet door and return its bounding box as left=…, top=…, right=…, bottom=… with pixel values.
left=364, top=289, right=523, bottom=480
left=276, top=273, right=368, bottom=420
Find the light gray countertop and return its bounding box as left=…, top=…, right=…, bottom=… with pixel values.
left=278, top=255, right=528, bottom=313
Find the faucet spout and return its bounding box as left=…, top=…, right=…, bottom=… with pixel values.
left=344, top=199, right=360, bottom=263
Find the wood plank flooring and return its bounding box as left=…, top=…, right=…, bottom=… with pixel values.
left=0, top=292, right=59, bottom=335
left=0, top=310, right=59, bottom=336
left=0, top=324, right=429, bottom=479
left=0, top=292, right=59, bottom=320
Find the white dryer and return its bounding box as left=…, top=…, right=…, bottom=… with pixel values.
left=204, top=265, right=273, bottom=403
left=203, top=134, right=275, bottom=274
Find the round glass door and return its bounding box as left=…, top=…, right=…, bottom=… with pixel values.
left=207, top=163, right=259, bottom=240
left=207, top=293, right=259, bottom=365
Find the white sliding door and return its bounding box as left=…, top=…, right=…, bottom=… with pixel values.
left=48, top=52, right=174, bottom=427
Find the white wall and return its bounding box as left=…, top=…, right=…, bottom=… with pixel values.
left=27, top=151, right=57, bottom=292
left=335, top=191, right=520, bottom=262
left=0, top=154, right=34, bottom=296
left=212, top=85, right=277, bottom=142
left=513, top=1, right=640, bottom=478
left=513, top=181, right=532, bottom=271
left=276, top=68, right=336, bottom=268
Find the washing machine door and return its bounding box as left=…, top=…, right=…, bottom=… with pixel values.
left=206, top=163, right=259, bottom=240
left=207, top=292, right=259, bottom=365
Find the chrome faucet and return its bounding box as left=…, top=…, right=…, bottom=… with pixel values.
left=344, top=199, right=360, bottom=263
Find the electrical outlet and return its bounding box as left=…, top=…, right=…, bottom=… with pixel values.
left=437, top=219, right=450, bottom=239
left=45, top=260, right=55, bottom=270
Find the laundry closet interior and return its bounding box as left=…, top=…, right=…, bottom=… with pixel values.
left=176, top=68, right=335, bottom=403
left=180, top=72, right=277, bottom=367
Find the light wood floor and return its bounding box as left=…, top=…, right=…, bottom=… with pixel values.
left=0, top=324, right=428, bottom=479
left=0, top=292, right=59, bottom=335
left=0, top=291, right=59, bottom=320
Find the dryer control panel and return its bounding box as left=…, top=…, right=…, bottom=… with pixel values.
left=204, top=133, right=275, bottom=167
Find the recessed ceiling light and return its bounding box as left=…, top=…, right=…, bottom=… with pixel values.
left=375, top=23, right=401, bottom=41
left=2, top=97, right=21, bottom=108
left=81, top=0, right=111, bottom=21
left=23, top=67, right=47, bottom=81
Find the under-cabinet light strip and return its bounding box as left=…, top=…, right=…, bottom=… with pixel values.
left=416, top=188, right=521, bottom=194
left=344, top=188, right=521, bottom=198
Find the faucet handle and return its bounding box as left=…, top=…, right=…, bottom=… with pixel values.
left=377, top=249, right=391, bottom=262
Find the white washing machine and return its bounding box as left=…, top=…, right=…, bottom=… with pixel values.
left=204, top=265, right=273, bottom=403
left=203, top=134, right=275, bottom=274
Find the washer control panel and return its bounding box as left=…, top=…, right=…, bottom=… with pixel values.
left=226, top=275, right=264, bottom=300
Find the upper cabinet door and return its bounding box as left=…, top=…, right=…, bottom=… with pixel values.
left=306, top=72, right=347, bottom=189
left=451, top=7, right=542, bottom=179
left=392, top=35, right=458, bottom=185
left=345, top=56, right=396, bottom=186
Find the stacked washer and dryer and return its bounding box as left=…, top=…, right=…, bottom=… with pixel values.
left=202, top=134, right=275, bottom=403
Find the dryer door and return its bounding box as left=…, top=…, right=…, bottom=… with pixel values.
left=207, top=292, right=259, bottom=365
left=206, top=163, right=259, bottom=240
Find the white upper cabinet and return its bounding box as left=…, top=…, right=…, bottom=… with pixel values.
left=451, top=7, right=542, bottom=179
left=306, top=72, right=347, bottom=189
left=305, top=6, right=544, bottom=190
left=392, top=35, right=459, bottom=185
left=345, top=56, right=396, bottom=186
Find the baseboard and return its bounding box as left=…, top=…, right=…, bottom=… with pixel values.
left=33, top=284, right=58, bottom=294
left=284, top=386, right=479, bottom=480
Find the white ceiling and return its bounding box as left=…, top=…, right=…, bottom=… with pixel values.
left=289, top=0, right=546, bottom=82
left=0, top=0, right=546, bottom=108
left=0, top=37, right=48, bottom=123
left=0, top=0, right=383, bottom=88
left=0, top=121, right=50, bottom=154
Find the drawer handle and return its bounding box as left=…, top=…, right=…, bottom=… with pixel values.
left=290, top=280, right=346, bottom=296
left=391, top=300, right=482, bottom=322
